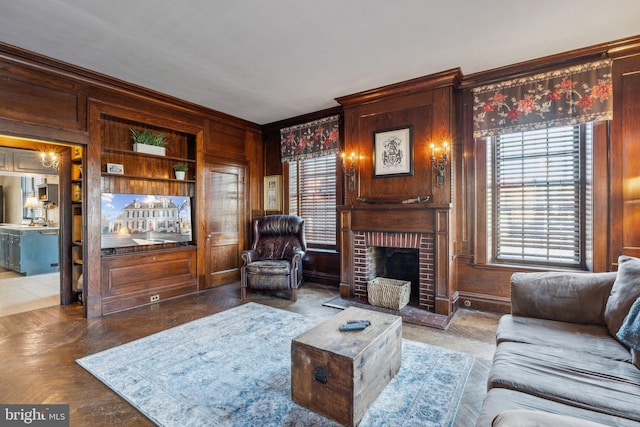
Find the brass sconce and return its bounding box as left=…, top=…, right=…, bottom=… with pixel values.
left=430, top=142, right=449, bottom=188
left=341, top=151, right=357, bottom=192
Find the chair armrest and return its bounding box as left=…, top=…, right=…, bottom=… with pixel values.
left=290, top=250, right=305, bottom=264
left=241, top=249, right=259, bottom=265
left=510, top=271, right=617, bottom=325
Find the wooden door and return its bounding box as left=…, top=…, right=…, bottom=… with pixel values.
left=203, top=162, right=245, bottom=289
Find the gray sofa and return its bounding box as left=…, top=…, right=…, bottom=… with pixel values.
left=476, top=255, right=640, bottom=426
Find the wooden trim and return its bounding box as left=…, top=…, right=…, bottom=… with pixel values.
left=456, top=291, right=511, bottom=314
left=0, top=42, right=261, bottom=133
left=336, top=68, right=462, bottom=107
left=262, top=106, right=342, bottom=132
left=460, top=35, right=640, bottom=89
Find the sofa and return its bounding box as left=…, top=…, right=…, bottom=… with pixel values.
left=476, top=255, right=640, bottom=426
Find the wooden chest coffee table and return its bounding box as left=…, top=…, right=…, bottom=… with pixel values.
left=291, top=307, right=402, bottom=426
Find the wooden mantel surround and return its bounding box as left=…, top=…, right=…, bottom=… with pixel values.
left=336, top=69, right=461, bottom=317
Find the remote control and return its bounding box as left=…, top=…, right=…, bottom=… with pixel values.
left=346, top=319, right=371, bottom=326
left=339, top=322, right=369, bottom=331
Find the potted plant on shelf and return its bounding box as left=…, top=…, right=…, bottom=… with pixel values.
left=173, top=163, right=188, bottom=180
left=130, top=129, right=168, bottom=156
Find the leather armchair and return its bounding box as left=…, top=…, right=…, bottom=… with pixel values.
left=241, top=215, right=306, bottom=302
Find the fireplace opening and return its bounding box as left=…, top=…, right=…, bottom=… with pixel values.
left=368, top=246, right=420, bottom=306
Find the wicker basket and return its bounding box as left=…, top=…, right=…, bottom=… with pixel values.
left=367, top=277, right=411, bottom=310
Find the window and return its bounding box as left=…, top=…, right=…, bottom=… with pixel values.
left=488, top=124, right=592, bottom=268
left=288, top=154, right=337, bottom=247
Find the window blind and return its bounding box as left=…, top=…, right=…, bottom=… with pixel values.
left=289, top=154, right=337, bottom=246
left=492, top=124, right=589, bottom=267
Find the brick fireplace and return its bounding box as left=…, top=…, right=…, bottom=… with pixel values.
left=338, top=206, right=453, bottom=316
left=352, top=231, right=435, bottom=311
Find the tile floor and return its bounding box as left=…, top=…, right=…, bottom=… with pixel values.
left=0, top=271, right=60, bottom=317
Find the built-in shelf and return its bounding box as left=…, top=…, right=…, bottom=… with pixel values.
left=71, top=146, right=84, bottom=299
left=99, top=172, right=195, bottom=183
left=101, top=147, right=196, bottom=164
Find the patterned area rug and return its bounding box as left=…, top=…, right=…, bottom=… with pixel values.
left=77, top=303, right=474, bottom=426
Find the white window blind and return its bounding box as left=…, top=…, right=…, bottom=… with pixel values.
left=289, top=154, right=337, bottom=246
left=491, top=124, right=591, bottom=267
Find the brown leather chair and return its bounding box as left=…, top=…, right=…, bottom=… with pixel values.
left=241, top=215, right=306, bottom=302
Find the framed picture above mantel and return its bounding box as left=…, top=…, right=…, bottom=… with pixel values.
left=373, top=126, right=413, bottom=178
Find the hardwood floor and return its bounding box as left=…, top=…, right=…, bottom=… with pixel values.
left=0, top=282, right=500, bottom=426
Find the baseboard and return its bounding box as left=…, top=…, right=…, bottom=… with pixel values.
left=302, top=270, right=340, bottom=286
left=456, top=291, right=511, bottom=314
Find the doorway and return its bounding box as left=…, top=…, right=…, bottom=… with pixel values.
left=0, top=134, right=82, bottom=317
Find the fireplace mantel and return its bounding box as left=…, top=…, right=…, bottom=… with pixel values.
left=338, top=205, right=455, bottom=316
left=335, top=69, right=459, bottom=317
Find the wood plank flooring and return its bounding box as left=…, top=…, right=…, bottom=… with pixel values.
left=0, top=282, right=500, bottom=426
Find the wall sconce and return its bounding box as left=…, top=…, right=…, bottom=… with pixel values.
left=341, top=151, right=357, bottom=192
left=430, top=142, right=449, bottom=188
left=40, top=151, right=60, bottom=171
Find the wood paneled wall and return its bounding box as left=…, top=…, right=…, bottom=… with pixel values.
left=610, top=53, right=640, bottom=263
left=3, top=34, right=640, bottom=317
left=455, top=36, right=640, bottom=313
left=0, top=42, right=262, bottom=318
left=261, top=107, right=343, bottom=285
left=336, top=70, right=461, bottom=316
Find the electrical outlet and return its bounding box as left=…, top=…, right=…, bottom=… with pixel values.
left=150, top=294, right=160, bottom=302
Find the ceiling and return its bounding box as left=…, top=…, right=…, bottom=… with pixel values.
left=1, top=1, right=639, bottom=125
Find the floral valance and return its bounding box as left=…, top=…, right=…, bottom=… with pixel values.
left=472, top=59, right=613, bottom=138
left=280, top=115, right=340, bottom=162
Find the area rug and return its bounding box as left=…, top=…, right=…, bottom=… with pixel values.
left=77, top=303, right=474, bottom=427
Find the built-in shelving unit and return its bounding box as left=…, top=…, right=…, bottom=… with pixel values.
left=97, top=113, right=199, bottom=314
left=70, top=145, right=84, bottom=300
left=100, top=115, right=197, bottom=196
left=100, top=147, right=196, bottom=183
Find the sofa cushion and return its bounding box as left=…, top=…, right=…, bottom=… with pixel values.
left=605, top=256, right=640, bottom=338
left=497, top=314, right=632, bottom=362
left=510, top=271, right=616, bottom=325
left=488, top=342, right=640, bottom=421
left=492, top=409, right=613, bottom=427
left=476, top=388, right=640, bottom=427
left=244, top=260, right=291, bottom=275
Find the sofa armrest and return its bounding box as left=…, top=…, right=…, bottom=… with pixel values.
left=241, top=249, right=259, bottom=265
left=510, top=271, right=617, bottom=325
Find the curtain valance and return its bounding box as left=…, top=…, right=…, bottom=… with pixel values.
left=472, top=59, right=612, bottom=138
left=280, top=115, right=340, bottom=162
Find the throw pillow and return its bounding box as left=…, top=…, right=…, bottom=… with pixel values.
left=605, top=255, right=640, bottom=338
left=617, top=297, right=640, bottom=369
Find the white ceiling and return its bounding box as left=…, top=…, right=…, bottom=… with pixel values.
left=1, top=1, right=639, bottom=125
